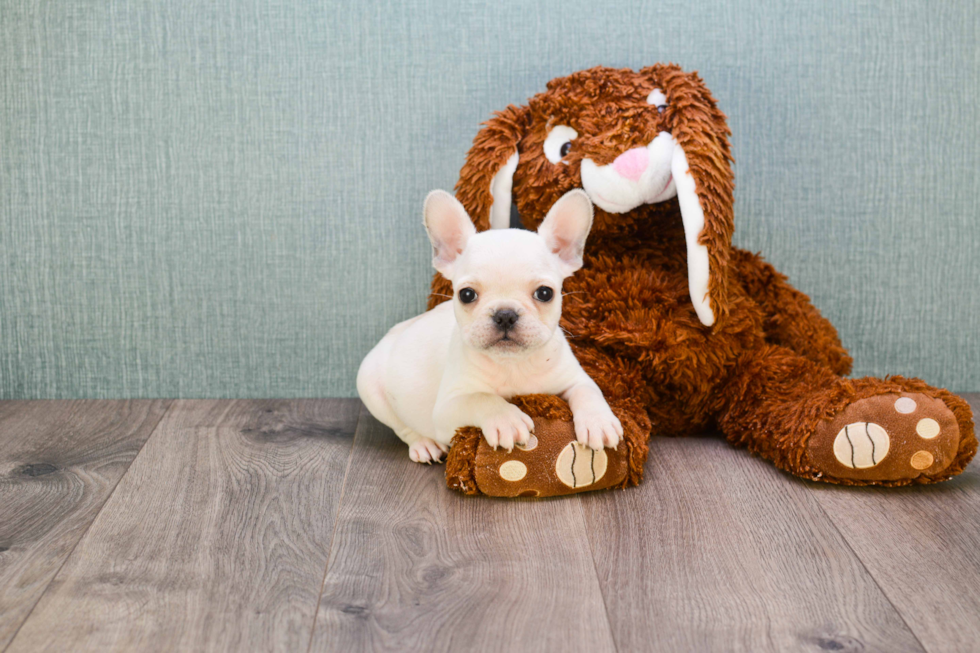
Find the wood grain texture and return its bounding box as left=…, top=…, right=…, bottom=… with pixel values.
left=6, top=399, right=359, bottom=652
left=0, top=399, right=171, bottom=650
left=5, top=397, right=978, bottom=652
left=310, top=406, right=617, bottom=653
left=807, top=393, right=980, bottom=653
left=581, top=435, right=925, bottom=653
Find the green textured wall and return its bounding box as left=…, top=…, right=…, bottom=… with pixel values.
left=1, top=0, right=978, bottom=399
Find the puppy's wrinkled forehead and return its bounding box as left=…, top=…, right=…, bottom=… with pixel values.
left=454, top=230, right=558, bottom=285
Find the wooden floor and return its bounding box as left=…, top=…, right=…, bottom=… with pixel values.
left=1, top=397, right=979, bottom=652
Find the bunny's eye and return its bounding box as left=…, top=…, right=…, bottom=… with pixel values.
left=544, top=125, right=578, bottom=164
left=647, top=88, right=668, bottom=113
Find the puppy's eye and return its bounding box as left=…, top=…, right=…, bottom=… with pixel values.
left=533, top=286, right=554, bottom=302
left=544, top=125, right=578, bottom=164
left=647, top=88, right=668, bottom=113
left=458, top=288, right=478, bottom=304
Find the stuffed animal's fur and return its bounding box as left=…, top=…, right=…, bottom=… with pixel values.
left=436, top=65, right=976, bottom=494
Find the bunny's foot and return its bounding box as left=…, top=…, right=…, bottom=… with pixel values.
left=806, top=393, right=961, bottom=482
left=716, top=345, right=976, bottom=486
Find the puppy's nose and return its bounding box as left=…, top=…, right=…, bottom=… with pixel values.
left=492, top=309, right=519, bottom=331
left=612, top=147, right=649, bottom=182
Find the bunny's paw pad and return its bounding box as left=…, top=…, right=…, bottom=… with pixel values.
left=807, top=393, right=960, bottom=482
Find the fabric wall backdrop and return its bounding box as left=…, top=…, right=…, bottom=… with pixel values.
left=1, top=0, right=977, bottom=399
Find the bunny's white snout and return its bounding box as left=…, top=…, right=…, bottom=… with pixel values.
left=580, top=132, right=677, bottom=214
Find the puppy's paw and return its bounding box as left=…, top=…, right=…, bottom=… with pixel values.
left=481, top=405, right=535, bottom=452
left=408, top=437, right=449, bottom=464
left=574, top=408, right=623, bottom=450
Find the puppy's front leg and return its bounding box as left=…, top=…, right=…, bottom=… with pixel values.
left=434, top=393, right=534, bottom=451
left=563, top=380, right=623, bottom=450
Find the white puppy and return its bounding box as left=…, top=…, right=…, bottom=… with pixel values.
left=356, top=189, right=622, bottom=463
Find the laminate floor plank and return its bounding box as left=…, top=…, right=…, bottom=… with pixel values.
left=807, top=393, right=980, bottom=653
left=5, top=394, right=977, bottom=652
left=0, top=399, right=171, bottom=650
left=7, top=399, right=359, bottom=653
left=581, top=435, right=925, bottom=653
left=309, top=407, right=617, bottom=653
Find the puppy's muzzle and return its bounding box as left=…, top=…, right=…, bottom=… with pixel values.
left=491, top=309, right=519, bottom=332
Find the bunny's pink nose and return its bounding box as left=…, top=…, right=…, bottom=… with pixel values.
left=612, top=147, right=649, bottom=182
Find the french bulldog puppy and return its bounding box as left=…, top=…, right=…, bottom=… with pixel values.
left=357, top=189, right=622, bottom=463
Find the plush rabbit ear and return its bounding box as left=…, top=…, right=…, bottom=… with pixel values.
left=428, top=104, right=530, bottom=310
left=454, top=104, right=531, bottom=231
left=644, top=64, right=735, bottom=327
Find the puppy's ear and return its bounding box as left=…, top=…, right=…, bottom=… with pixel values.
left=424, top=190, right=476, bottom=279
left=537, top=189, right=594, bottom=277
left=428, top=104, right=530, bottom=310
left=455, top=104, right=531, bottom=231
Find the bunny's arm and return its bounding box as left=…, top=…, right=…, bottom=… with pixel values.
left=731, top=248, right=853, bottom=375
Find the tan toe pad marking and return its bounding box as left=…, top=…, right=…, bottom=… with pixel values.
left=911, top=450, right=934, bottom=470
left=833, top=423, right=889, bottom=469
left=499, top=460, right=527, bottom=481
left=515, top=435, right=538, bottom=451
left=916, top=418, right=940, bottom=439
left=894, top=397, right=917, bottom=414
left=555, top=442, right=608, bottom=488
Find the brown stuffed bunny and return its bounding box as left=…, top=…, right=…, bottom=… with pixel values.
left=437, top=64, right=976, bottom=495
